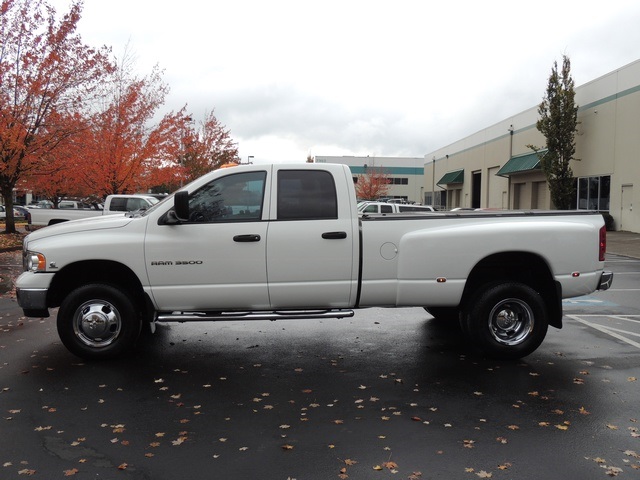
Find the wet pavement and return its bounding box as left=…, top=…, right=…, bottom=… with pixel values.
left=0, top=242, right=639, bottom=479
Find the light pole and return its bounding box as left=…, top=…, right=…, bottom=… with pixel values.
left=247, top=155, right=254, bottom=164
left=432, top=156, right=436, bottom=207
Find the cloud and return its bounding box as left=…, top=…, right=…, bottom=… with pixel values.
left=49, top=0, right=640, bottom=163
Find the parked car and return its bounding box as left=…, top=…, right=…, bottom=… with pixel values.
left=0, top=205, right=32, bottom=221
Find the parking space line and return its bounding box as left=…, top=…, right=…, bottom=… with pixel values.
left=567, top=315, right=640, bottom=350
left=598, top=326, right=640, bottom=338
left=608, top=315, right=640, bottom=323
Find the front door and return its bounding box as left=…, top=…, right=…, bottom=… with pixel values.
left=145, top=170, right=270, bottom=311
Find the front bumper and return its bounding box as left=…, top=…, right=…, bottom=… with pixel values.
left=16, top=288, right=49, bottom=317
left=15, top=271, right=54, bottom=318
left=598, top=271, right=613, bottom=291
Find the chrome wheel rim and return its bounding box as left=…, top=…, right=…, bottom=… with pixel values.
left=73, top=300, right=121, bottom=348
left=488, top=298, right=534, bottom=346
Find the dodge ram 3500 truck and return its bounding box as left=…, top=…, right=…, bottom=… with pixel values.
left=15, top=163, right=613, bottom=360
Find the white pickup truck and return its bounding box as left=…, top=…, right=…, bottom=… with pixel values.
left=15, top=163, right=613, bottom=360
left=358, top=201, right=435, bottom=214
left=27, top=194, right=159, bottom=228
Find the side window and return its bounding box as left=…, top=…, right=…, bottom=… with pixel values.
left=277, top=170, right=338, bottom=220
left=188, top=171, right=266, bottom=223
left=380, top=205, right=393, bottom=213
left=363, top=204, right=377, bottom=213
left=109, top=198, right=127, bottom=212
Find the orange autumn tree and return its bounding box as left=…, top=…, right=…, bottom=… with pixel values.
left=355, top=166, right=391, bottom=200
left=81, top=52, right=181, bottom=196
left=27, top=114, right=96, bottom=206
left=0, top=0, right=112, bottom=233
left=177, top=110, right=239, bottom=188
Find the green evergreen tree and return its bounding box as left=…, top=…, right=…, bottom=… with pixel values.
left=530, top=55, right=579, bottom=210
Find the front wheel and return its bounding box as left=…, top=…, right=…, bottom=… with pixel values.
left=57, top=284, right=142, bottom=360
left=462, top=282, right=548, bottom=360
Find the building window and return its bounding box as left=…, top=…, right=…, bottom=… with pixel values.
left=577, top=175, right=610, bottom=211
left=387, top=177, right=409, bottom=185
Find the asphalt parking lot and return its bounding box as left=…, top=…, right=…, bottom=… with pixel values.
left=1, top=235, right=639, bottom=479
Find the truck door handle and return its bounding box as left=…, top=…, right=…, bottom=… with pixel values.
left=233, top=234, right=261, bottom=242
left=321, top=231, right=347, bottom=240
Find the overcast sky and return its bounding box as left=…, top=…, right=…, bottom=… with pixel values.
left=51, top=0, right=640, bottom=164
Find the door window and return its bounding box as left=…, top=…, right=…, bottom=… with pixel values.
left=188, top=171, right=267, bottom=222
left=277, top=170, right=337, bottom=220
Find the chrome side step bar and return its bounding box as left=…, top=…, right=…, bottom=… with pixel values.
left=155, top=309, right=355, bottom=322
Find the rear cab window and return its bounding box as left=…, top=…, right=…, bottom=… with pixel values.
left=277, top=170, right=338, bottom=220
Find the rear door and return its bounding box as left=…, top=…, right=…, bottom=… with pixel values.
left=266, top=166, right=358, bottom=308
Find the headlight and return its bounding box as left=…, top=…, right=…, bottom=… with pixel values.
left=24, top=252, right=46, bottom=272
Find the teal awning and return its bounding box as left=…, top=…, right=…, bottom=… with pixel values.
left=497, top=151, right=544, bottom=177
left=437, top=169, right=464, bottom=185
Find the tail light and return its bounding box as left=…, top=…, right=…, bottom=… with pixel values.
left=599, top=225, right=606, bottom=262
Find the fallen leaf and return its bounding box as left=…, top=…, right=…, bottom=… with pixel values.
left=604, top=466, right=623, bottom=476
left=281, top=444, right=294, bottom=450
left=63, top=469, right=78, bottom=476
left=476, top=471, right=492, bottom=478
left=117, top=463, right=127, bottom=470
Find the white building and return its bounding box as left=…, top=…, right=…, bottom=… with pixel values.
left=424, top=59, right=640, bottom=232
left=314, top=155, right=425, bottom=204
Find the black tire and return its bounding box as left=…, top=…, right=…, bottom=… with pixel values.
left=462, top=282, right=548, bottom=360
left=57, top=284, right=142, bottom=360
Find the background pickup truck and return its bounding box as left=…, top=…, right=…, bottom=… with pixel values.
left=15, top=163, right=612, bottom=361
left=27, top=194, right=160, bottom=228
left=358, top=201, right=435, bottom=214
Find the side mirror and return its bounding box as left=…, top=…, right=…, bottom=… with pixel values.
left=173, top=191, right=190, bottom=221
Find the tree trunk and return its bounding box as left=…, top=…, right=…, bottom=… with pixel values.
left=2, top=184, right=17, bottom=234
